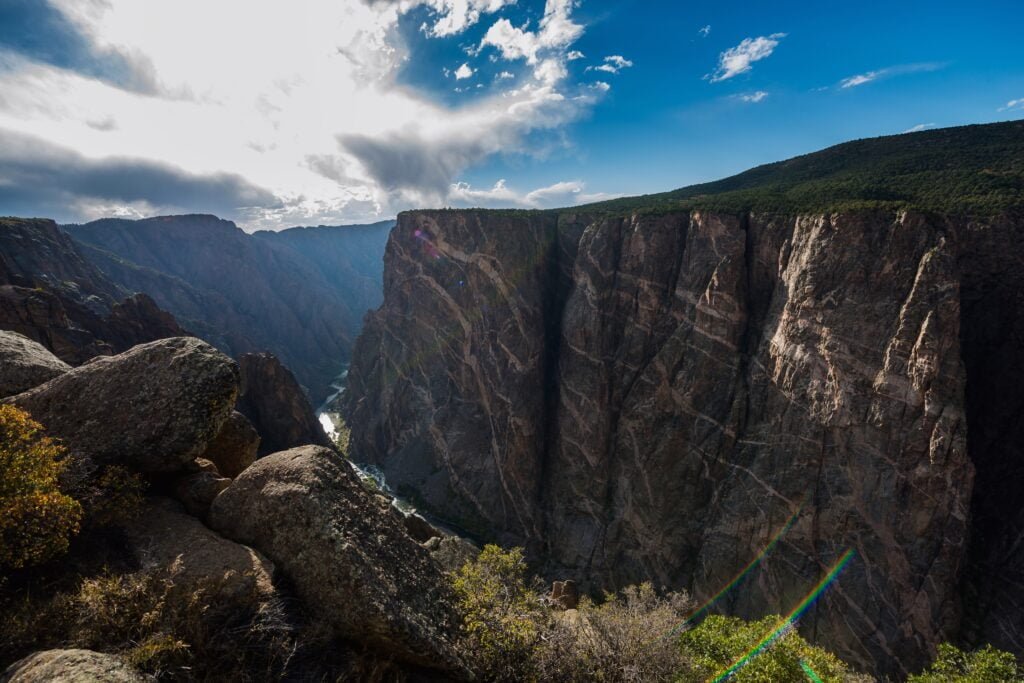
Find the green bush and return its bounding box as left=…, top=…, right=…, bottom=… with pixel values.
left=0, top=405, right=82, bottom=571
left=679, top=614, right=854, bottom=682
left=909, top=643, right=1022, bottom=682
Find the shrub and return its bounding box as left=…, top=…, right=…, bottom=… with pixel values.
left=0, top=566, right=297, bottom=680
left=678, top=614, right=853, bottom=683
left=0, top=404, right=82, bottom=570
left=452, top=544, right=545, bottom=681
left=539, top=582, right=694, bottom=682
left=909, top=643, right=1022, bottom=682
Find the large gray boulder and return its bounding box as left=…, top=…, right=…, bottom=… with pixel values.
left=1, top=649, right=148, bottom=682
left=0, top=330, right=70, bottom=397
left=209, top=445, right=465, bottom=674
left=5, top=337, right=238, bottom=473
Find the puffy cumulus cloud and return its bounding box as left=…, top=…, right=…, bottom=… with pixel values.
left=479, top=0, right=583, bottom=66
left=448, top=178, right=613, bottom=208
left=707, top=33, right=785, bottom=83
left=455, top=62, right=474, bottom=79
left=0, top=0, right=611, bottom=229
left=587, top=55, right=633, bottom=74
left=1001, top=98, right=1024, bottom=112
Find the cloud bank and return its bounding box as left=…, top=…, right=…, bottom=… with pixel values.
left=0, top=0, right=622, bottom=229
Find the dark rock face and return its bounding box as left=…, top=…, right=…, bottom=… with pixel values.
left=345, top=208, right=1024, bottom=676
left=209, top=445, right=466, bottom=673
left=236, top=352, right=331, bottom=456
left=199, top=410, right=260, bottom=478
left=6, top=337, right=239, bottom=473
left=0, top=219, right=188, bottom=365
left=0, top=330, right=70, bottom=397
left=68, top=215, right=392, bottom=403
left=0, top=649, right=147, bottom=683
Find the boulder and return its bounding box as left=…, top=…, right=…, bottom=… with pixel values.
left=0, top=330, right=70, bottom=397
left=0, top=649, right=148, bottom=682
left=125, top=497, right=275, bottom=599
left=209, top=445, right=465, bottom=673
left=199, top=411, right=259, bottom=478
left=423, top=535, right=480, bottom=574
left=171, top=471, right=231, bottom=519
left=4, top=337, right=238, bottom=473
left=402, top=512, right=441, bottom=543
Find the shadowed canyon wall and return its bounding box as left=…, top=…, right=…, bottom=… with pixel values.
left=344, top=208, right=1024, bottom=677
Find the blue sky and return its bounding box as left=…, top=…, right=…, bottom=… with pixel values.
left=0, top=0, right=1020, bottom=229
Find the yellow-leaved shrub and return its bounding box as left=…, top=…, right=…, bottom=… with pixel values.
left=0, top=404, right=82, bottom=570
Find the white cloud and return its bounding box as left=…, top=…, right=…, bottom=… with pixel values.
left=903, top=123, right=935, bottom=133
left=707, top=33, right=785, bottom=82
left=567, top=50, right=585, bottom=61
left=479, top=0, right=584, bottom=66
left=998, top=98, right=1024, bottom=112
left=497, top=70, right=515, bottom=79
left=589, top=81, right=610, bottom=92
left=698, top=25, right=711, bottom=37
left=738, top=91, right=768, bottom=103
left=840, top=71, right=879, bottom=88
left=0, top=0, right=607, bottom=229
left=587, top=54, right=633, bottom=74
left=455, top=62, right=474, bottom=79
left=448, top=178, right=614, bottom=208
left=839, top=62, right=946, bottom=89
left=413, top=0, right=518, bottom=38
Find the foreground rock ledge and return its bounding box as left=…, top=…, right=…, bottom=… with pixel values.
left=5, top=337, right=239, bottom=472
left=1, top=649, right=148, bottom=682
left=209, top=445, right=465, bottom=674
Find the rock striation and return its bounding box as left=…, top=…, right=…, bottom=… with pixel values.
left=209, top=445, right=466, bottom=673
left=344, top=206, right=1024, bottom=677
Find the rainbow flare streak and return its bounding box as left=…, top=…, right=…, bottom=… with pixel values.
left=710, top=548, right=856, bottom=683
left=800, top=659, right=825, bottom=682
left=663, top=504, right=804, bottom=639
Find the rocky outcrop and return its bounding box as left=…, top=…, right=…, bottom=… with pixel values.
left=68, top=215, right=393, bottom=403
left=424, top=535, right=480, bottom=574
left=0, top=219, right=188, bottom=365
left=124, top=498, right=275, bottom=599
left=6, top=337, right=238, bottom=472
left=199, top=410, right=259, bottom=477
left=0, top=330, right=69, bottom=397
left=0, top=649, right=147, bottom=682
left=343, top=207, right=1024, bottom=676
left=236, top=352, right=331, bottom=456
left=209, top=445, right=465, bottom=673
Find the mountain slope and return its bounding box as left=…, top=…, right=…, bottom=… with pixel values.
left=342, top=121, right=1024, bottom=677
left=67, top=215, right=393, bottom=403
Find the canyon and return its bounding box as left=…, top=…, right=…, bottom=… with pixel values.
left=343, top=121, right=1024, bottom=677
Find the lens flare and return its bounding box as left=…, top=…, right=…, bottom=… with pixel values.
left=800, top=659, right=825, bottom=682
left=710, top=548, right=856, bottom=683
left=673, top=504, right=803, bottom=635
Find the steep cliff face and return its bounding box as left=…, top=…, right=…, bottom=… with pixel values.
left=0, top=218, right=187, bottom=363
left=344, top=206, right=1024, bottom=676
left=68, top=215, right=393, bottom=403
